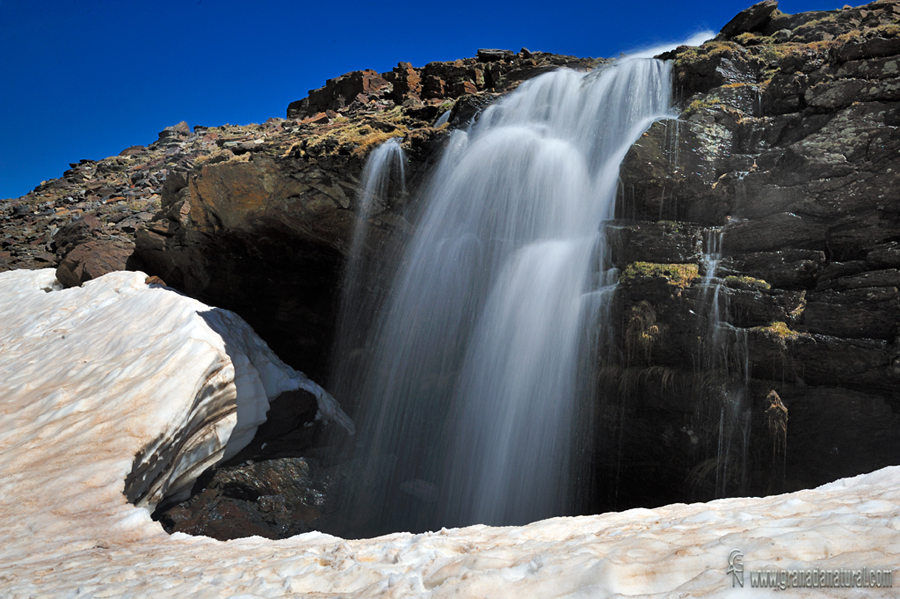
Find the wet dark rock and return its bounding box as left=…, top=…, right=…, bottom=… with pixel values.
left=784, top=387, right=900, bottom=488
left=156, top=457, right=333, bottom=540
left=718, top=250, right=825, bottom=289
left=602, top=0, right=900, bottom=512
left=153, top=387, right=364, bottom=540
left=724, top=214, right=827, bottom=254
left=607, top=221, right=700, bottom=266
left=801, top=287, right=900, bottom=339
left=224, top=389, right=320, bottom=464
left=867, top=242, right=900, bottom=268
left=816, top=268, right=900, bottom=291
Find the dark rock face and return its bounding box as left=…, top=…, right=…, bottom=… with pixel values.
left=603, top=0, right=900, bottom=511
left=158, top=457, right=333, bottom=540
left=153, top=388, right=362, bottom=540
left=134, top=153, right=357, bottom=376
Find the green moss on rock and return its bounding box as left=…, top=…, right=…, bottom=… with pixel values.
left=621, top=262, right=699, bottom=288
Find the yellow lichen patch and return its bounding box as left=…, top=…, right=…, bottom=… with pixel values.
left=792, top=13, right=839, bottom=37
left=625, top=301, right=661, bottom=364
left=755, top=321, right=801, bottom=341
left=877, top=23, right=900, bottom=37
left=789, top=290, right=807, bottom=319
left=348, top=127, right=406, bottom=155
left=303, top=112, right=409, bottom=157
left=673, top=41, right=743, bottom=69
left=733, top=32, right=771, bottom=47
left=724, top=275, right=771, bottom=290
left=283, top=142, right=302, bottom=157
left=621, top=262, right=700, bottom=288
left=686, top=97, right=722, bottom=113
left=683, top=93, right=749, bottom=121
left=755, top=42, right=834, bottom=84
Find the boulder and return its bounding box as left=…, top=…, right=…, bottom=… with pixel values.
left=159, top=121, right=191, bottom=139
left=717, top=0, right=780, bottom=38
left=55, top=239, right=135, bottom=288
left=157, top=457, right=333, bottom=540
left=476, top=48, right=516, bottom=62
left=54, top=213, right=102, bottom=258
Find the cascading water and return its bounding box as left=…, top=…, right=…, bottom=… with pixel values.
left=328, top=139, right=406, bottom=411
left=336, top=58, right=675, bottom=534
left=697, top=229, right=752, bottom=498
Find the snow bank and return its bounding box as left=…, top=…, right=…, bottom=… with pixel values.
left=0, top=269, right=896, bottom=598
left=0, top=269, right=352, bottom=510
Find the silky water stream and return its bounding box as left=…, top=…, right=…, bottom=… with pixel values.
left=332, top=58, right=677, bottom=535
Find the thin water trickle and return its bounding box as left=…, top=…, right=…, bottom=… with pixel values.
left=698, top=228, right=752, bottom=498
left=434, top=110, right=451, bottom=128
left=334, top=59, right=675, bottom=532
left=328, top=139, right=406, bottom=410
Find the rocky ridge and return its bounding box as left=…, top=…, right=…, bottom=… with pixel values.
left=1, top=49, right=597, bottom=379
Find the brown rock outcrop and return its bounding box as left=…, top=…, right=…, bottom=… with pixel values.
left=56, top=239, right=135, bottom=288
left=287, top=51, right=599, bottom=120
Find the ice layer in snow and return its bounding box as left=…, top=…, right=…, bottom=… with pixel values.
left=0, top=268, right=897, bottom=598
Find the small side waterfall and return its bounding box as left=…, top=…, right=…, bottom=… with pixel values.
left=697, top=229, right=752, bottom=498
left=328, top=139, right=406, bottom=411
left=334, top=59, right=675, bottom=533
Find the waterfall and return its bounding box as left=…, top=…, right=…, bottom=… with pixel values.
left=328, top=139, right=406, bottom=412
left=336, top=58, right=674, bottom=533
left=698, top=229, right=751, bottom=498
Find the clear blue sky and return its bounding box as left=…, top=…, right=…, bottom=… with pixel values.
left=1, top=0, right=847, bottom=200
